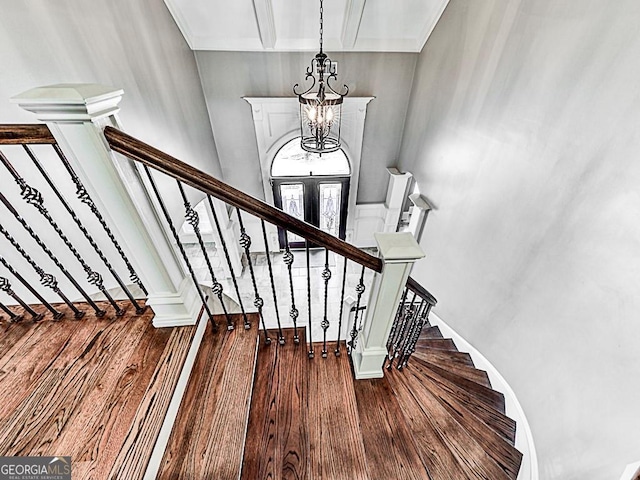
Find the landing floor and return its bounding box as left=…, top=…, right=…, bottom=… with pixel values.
left=0, top=301, right=197, bottom=480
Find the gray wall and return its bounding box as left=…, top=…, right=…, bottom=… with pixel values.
left=0, top=0, right=221, bottom=179
left=400, top=0, right=640, bottom=478
left=196, top=51, right=417, bottom=202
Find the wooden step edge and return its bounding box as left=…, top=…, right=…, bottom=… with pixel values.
left=421, top=325, right=444, bottom=339
left=410, top=353, right=492, bottom=388
left=414, top=338, right=458, bottom=352
left=394, top=370, right=517, bottom=480
left=404, top=362, right=516, bottom=443
left=353, top=376, right=431, bottom=480
left=386, top=371, right=468, bottom=480
left=411, top=349, right=475, bottom=368
left=404, top=366, right=521, bottom=473
left=413, top=358, right=506, bottom=413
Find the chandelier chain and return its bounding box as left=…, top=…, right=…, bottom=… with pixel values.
left=319, top=0, right=324, bottom=53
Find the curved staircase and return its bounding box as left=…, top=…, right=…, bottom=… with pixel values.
left=158, top=323, right=523, bottom=479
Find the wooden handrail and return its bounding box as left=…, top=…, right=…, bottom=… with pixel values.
left=407, top=276, right=437, bottom=306
left=0, top=125, right=56, bottom=145
left=104, top=126, right=383, bottom=273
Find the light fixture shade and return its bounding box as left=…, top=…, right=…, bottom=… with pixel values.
left=294, top=2, right=348, bottom=154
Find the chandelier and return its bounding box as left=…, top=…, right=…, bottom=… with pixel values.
left=294, top=0, right=348, bottom=154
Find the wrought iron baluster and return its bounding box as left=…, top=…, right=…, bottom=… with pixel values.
left=0, top=152, right=122, bottom=316
left=391, top=292, right=417, bottom=369
left=283, top=231, right=299, bottom=344
left=0, top=302, right=22, bottom=323
left=236, top=209, right=270, bottom=344
left=0, top=256, right=62, bottom=319
left=53, top=144, right=147, bottom=295
left=0, top=192, right=103, bottom=316
left=207, top=195, right=249, bottom=329
left=401, top=301, right=431, bottom=368
left=260, top=219, right=284, bottom=345
left=398, top=298, right=424, bottom=370
left=347, top=265, right=366, bottom=354
left=387, top=287, right=408, bottom=353
left=26, top=146, right=145, bottom=315
left=0, top=225, right=84, bottom=318
left=178, top=182, right=232, bottom=330
left=143, top=166, right=217, bottom=331
left=321, top=248, right=331, bottom=358
left=306, top=239, right=314, bottom=358
left=0, top=276, right=43, bottom=321
left=334, top=256, right=348, bottom=356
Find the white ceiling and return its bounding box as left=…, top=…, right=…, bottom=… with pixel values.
left=163, top=0, right=451, bottom=52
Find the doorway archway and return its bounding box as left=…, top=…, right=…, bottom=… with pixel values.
left=271, top=137, right=350, bottom=249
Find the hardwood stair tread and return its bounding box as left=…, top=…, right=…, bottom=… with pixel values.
left=241, top=329, right=309, bottom=479
left=158, top=313, right=259, bottom=480
left=411, top=351, right=492, bottom=388
left=415, top=338, right=458, bottom=351
left=353, top=377, right=429, bottom=480
left=411, top=357, right=506, bottom=414
left=412, top=349, right=475, bottom=368
left=421, top=325, right=444, bottom=339
left=386, top=370, right=473, bottom=480
left=404, top=366, right=520, bottom=467
left=392, top=370, right=514, bottom=480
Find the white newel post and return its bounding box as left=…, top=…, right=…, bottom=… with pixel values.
left=384, top=167, right=413, bottom=233
left=11, top=84, right=202, bottom=327
left=351, top=232, right=425, bottom=379
left=407, top=193, right=433, bottom=242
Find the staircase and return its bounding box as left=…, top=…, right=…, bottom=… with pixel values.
left=156, top=324, right=522, bottom=479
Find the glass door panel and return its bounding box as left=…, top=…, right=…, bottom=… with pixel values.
left=318, top=183, right=342, bottom=237
left=279, top=183, right=305, bottom=244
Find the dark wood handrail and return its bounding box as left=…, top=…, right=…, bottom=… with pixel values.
left=0, top=125, right=56, bottom=145
left=104, top=126, right=383, bottom=273
left=407, top=276, right=437, bottom=306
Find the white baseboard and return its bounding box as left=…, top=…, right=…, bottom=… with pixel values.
left=429, top=312, right=539, bottom=480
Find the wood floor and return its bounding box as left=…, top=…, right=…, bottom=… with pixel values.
left=0, top=301, right=197, bottom=480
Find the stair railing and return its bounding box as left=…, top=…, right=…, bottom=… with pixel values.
left=0, top=125, right=147, bottom=321
left=386, top=276, right=437, bottom=369
left=104, top=126, right=382, bottom=357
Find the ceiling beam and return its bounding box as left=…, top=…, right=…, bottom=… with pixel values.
left=252, top=0, right=276, bottom=49
left=341, top=0, right=366, bottom=50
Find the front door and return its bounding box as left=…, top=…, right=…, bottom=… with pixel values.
left=273, top=177, right=350, bottom=249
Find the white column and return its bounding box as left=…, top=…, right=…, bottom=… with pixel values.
left=12, top=83, right=201, bottom=327
left=351, top=232, right=425, bottom=379
left=383, top=167, right=413, bottom=232
left=407, top=193, right=433, bottom=242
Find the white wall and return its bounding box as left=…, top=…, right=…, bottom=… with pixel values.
left=0, top=0, right=219, bottom=302
left=399, top=1, right=640, bottom=478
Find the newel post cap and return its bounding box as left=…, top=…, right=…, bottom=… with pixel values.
left=11, top=83, right=124, bottom=122
left=374, top=232, right=425, bottom=263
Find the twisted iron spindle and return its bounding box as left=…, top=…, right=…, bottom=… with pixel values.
left=26, top=146, right=145, bottom=315
left=207, top=195, right=249, bottom=329
left=283, top=232, right=299, bottom=344
left=306, top=239, right=314, bottom=358
left=143, top=166, right=217, bottom=331
left=178, top=183, right=232, bottom=330
left=0, top=302, right=22, bottom=322
left=401, top=302, right=432, bottom=368
left=0, top=256, right=62, bottom=319
left=0, top=276, right=43, bottom=321
left=390, top=292, right=417, bottom=369
left=321, top=248, right=331, bottom=358
left=0, top=153, right=122, bottom=316
left=0, top=192, right=103, bottom=316
left=53, top=144, right=147, bottom=295
left=0, top=224, right=84, bottom=318
left=334, top=256, right=348, bottom=356
left=347, top=265, right=366, bottom=354
left=387, top=287, right=409, bottom=354
left=236, top=209, right=270, bottom=345
left=261, top=219, right=284, bottom=345
left=398, top=298, right=424, bottom=370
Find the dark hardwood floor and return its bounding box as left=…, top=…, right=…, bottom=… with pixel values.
left=0, top=301, right=197, bottom=480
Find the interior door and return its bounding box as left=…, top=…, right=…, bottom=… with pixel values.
left=273, top=177, right=349, bottom=249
